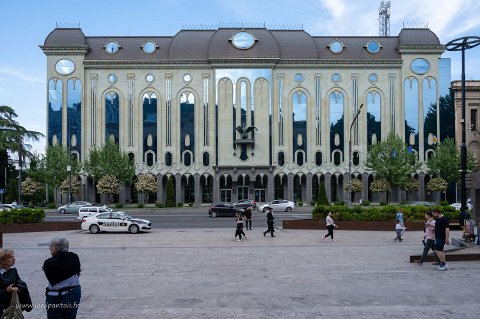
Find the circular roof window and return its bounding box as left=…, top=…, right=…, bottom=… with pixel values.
left=366, top=40, right=381, bottom=54
left=329, top=40, right=344, bottom=54
left=331, top=73, right=341, bottom=84
left=105, top=41, right=120, bottom=54
left=108, top=74, right=117, bottom=84
left=231, top=31, right=256, bottom=49
left=145, top=73, right=155, bottom=83
left=142, top=41, right=157, bottom=54
left=295, top=73, right=304, bottom=84
left=369, top=73, right=378, bottom=83
left=55, top=59, right=75, bottom=76
left=411, top=58, right=430, bottom=75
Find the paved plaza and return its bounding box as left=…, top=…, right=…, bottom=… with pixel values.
left=3, top=228, right=479, bottom=319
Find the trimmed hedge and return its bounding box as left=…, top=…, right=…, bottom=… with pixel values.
left=312, top=205, right=458, bottom=222
left=0, top=208, right=46, bottom=224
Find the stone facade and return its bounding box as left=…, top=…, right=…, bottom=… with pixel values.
left=41, top=26, right=449, bottom=205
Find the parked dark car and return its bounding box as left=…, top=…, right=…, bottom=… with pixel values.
left=208, top=202, right=244, bottom=218
left=233, top=199, right=256, bottom=209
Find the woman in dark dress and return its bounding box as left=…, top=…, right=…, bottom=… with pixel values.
left=0, top=249, right=31, bottom=315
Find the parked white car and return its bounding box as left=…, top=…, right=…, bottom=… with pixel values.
left=259, top=200, right=295, bottom=212
left=77, top=205, right=112, bottom=220
left=449, top=202, right=473, bottom=211
left=81, top=211, right=152, bottom=234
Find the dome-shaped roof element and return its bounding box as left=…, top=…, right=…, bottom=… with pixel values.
left=44, top=28, right=86, bottom=46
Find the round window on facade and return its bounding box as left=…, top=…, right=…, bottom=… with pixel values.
left=331, top=73, right=341, bottom=84
left=183, top=73, right=192, bottom=83
left=105, top=41, right=120, bottom=54
left=108, top=74, right=117, bottom=84
left=231, top=31, right=256, bottom=49
left=366, top=40, right=381, bottom=54
left=294, top=73, right=304, bottom=84
left=165, top=152, right=172, bottom=167
left=369, top=73, right=378, bottom=83
left=55, top=59, right=75, bottom=76
left=315, top=151, right=322, bottom=166
left=142, top=41, right=157, bottom=54
left=278, top=151, right=285, bottom=166
left=145, top=73, right=155, bottom=83
left=329, top=40, right=344, bottom=54
left=410, top=58, right=430, bottom=75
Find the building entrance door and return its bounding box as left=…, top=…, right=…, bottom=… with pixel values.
left=254, top=189, right=265, bottom=202
left=237, top=186, right=249, bottom=200
left=220, top=189, right=232, bottom=202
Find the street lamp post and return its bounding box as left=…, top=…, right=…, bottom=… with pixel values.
left=348, top=104, right=364, bottom=207
left=446, top=36, right=480, bottom=212
left=67, top=164, right=72, bottom=203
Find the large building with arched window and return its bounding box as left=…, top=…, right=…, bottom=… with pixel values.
left=41, top=25, right=450, bottom=205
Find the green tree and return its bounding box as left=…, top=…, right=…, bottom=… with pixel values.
left=365, top=131, right=420, bottom=189
left=84, top=140, right=134, bottom=183
left=135, top=174, right=158, bottom=204
left=427, top=138, right=476, bottom=184
left=316, top=182, right=329, bottom=206
left=165, top=177, right=175, bottom=207
left=96, top=174, right=120, bottom=203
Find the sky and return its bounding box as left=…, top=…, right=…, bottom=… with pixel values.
left=1, top=0, right=480, bottom=154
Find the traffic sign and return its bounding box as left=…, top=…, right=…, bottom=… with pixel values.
left=0, top=189, right=4, bottom=194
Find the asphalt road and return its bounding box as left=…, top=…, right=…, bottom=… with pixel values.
left=44, top=206, right=313, bottom=229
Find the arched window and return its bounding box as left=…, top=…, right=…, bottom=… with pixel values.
left=353, top=151, right=360, bottom=166
left=423, top=78, right=437, bottom=158
left=366, top=92, right=381, bottom=145
left=146, top=152, right=154, bottom=167
left=165, top=152, right=172, bottom=167
left=333, top=151, right=341, bottom=166
left=277, top=151, right=285, bottom=166
left=240, top=81, right=247, bottom=127
left=330, top=92, right=344, bottom=158
left=202, top=152, right=210, bottom=167
left=404, top=78, right=419, bottom=151
left=105, top=92, right=120, bottom=143
left=180, top=92, right=195, bottom=161
left=292, top=91, right=307, bottom=159
left=296, top=151, right=304, bottom=166
left=143, top=92, right=158, bottom=155
left=67, top=79, right=81, bottom=155
left=183, top=151, right=192, bottom=167
left=315, top=151, right=322, bottom=166
left=48, top=78, right=62, bottom=146
left=128, top=153, right=135, bottom=165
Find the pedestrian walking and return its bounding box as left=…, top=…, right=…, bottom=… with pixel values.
left=322, top=211, right=338, bottom=242
left=415, top=211, right=440, bottom=265
left=244, top=206, right=253, bottom=230
left=433, top=209, right=450, bottom=271
left=43, top=237, right=82, bottom=319
left=263, top=207, right=276, bottom=237
left=234, top=213, right=246, bottom=241
left=394, top=220, right=406, bottom=242
left=0, top=249, right=32, bottom=316
left=396, top=208, right=404, bottom=226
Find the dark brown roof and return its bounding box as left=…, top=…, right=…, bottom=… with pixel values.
left=398, top=28, right=441, bottom=45
left=42, top=27, right=443, bottom=62
left=44, top=28, right=86, bottom=46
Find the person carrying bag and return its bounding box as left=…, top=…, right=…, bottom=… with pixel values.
left=1, top=289, right=23, bottom=319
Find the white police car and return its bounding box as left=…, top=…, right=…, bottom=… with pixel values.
left=81, top=211, right=152, bottom=234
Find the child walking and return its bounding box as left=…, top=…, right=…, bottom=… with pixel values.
left=394, top=220, right=406, bottom=242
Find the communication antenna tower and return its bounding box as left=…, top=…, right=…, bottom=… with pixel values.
left=379, top=1, right=391, bottom=36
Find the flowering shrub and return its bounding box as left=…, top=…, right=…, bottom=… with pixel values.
left=97, top=175, right=120, bottom=195
left=370, top=179, right=390, bottom=193
left=427, top=177, right=448, bottom=192
left=60, top=177, right=81, bottom=195
left=400, top=178, right=419, bottom=191
left=135, top=173, right=158, bottom=194
left=344, top=179, right=363, bottom=192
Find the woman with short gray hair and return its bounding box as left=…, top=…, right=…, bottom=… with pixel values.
left=43, top=237, right=81, bottom=318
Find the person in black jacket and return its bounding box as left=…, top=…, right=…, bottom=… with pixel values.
left=263, top=207, right=276, bottom=237
left=244, top=206, right=253, bottom=230
left=0, top=249, right=32, bottom=315
left=43, top=237, right=81, bottom=319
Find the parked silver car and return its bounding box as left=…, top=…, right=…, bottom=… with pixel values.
left=258, top=200, right=295, bottom=212
left=57, top=201, right=92, bottom=214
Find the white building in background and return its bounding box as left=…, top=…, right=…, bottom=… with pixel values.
left=40, top=24, right=450, bottom=205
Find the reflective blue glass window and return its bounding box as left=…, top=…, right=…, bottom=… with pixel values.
left=143, top=92, right=157, bottom=156
left=423, top=78, right=437, bottom=155
left=48, top=78, right=62, bottom=146
left=105, top=92, right=120, bottom=143
left=367, top=92, right=381, bottom=145
left=181, top=92, right=195, bottom=159
left=67, top=79, right=81, bottom=155
left=292, top=91, right=307, bottom=158
left=330, top=92, right=344, bottom=157
left=404, top=78, right=419, bottom=150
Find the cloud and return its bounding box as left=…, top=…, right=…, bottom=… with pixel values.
left=0, top=66, right=44, bottom=84
left=321, top=0, right=346, bottom=18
